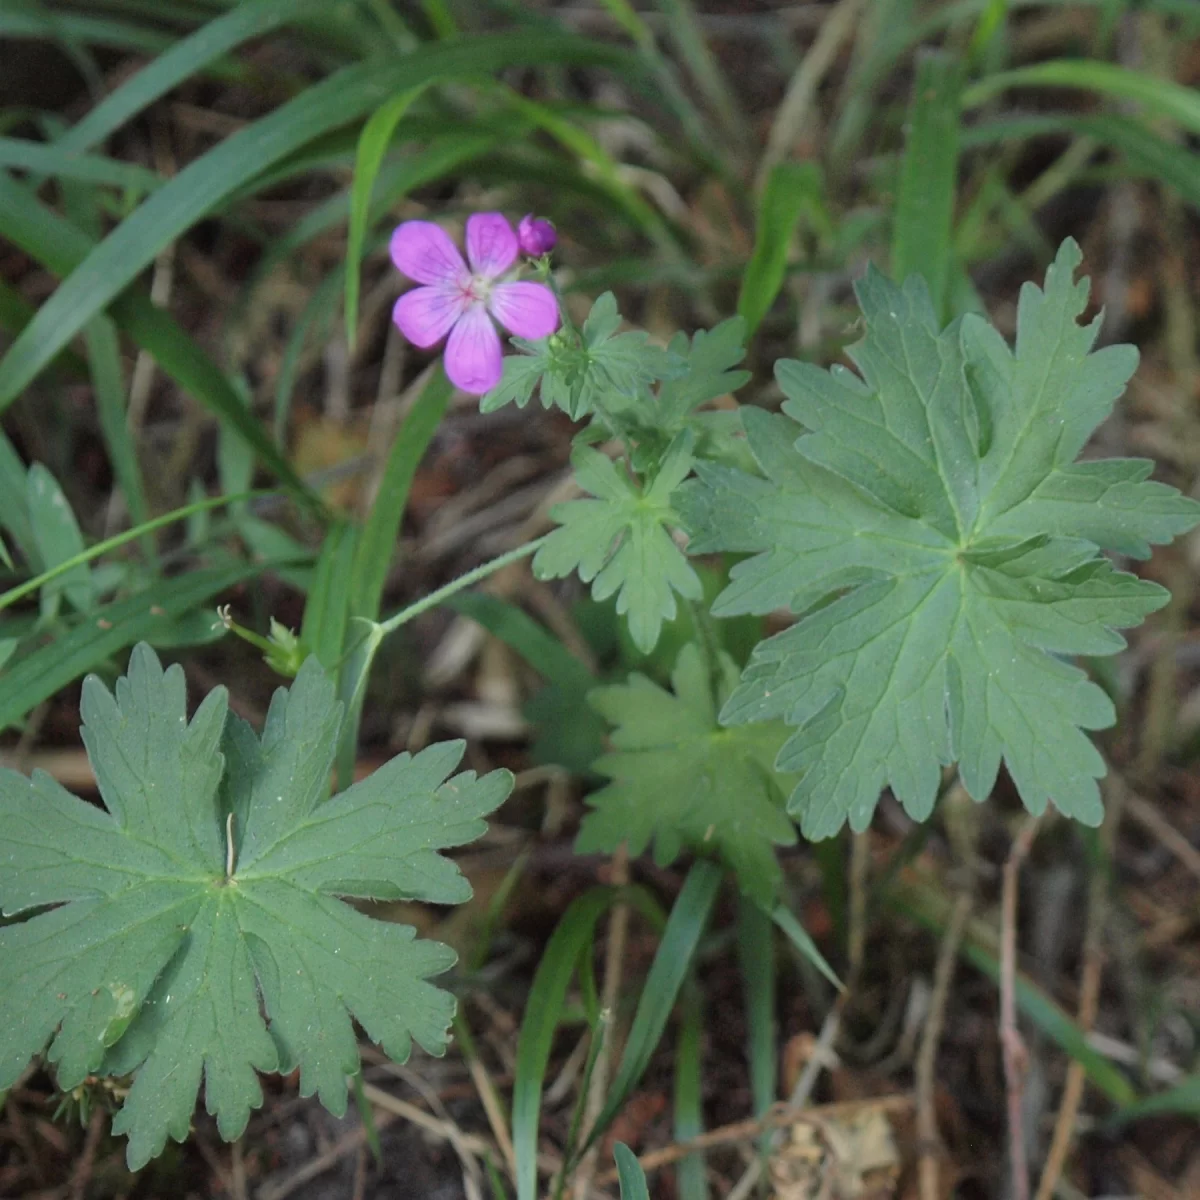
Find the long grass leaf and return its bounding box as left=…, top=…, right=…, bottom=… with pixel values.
left=963, top=60, right=1200, bottom=136
left=349, top=367, right=450, bottom=622
left=0, top=31, right=643, bottom=408
left=737, top=161, right=823, bottom=340
left=0, top=6, right=172, bottom=56
left=737, top=895, right=776, bottom=1138
left=614, top=1144, right=651, bottom=1200
left=772, top=902, right=842, bottom=990
left=893, top=51, right=962, bottom=320
left=963, top=112, right=1200, bottom=209
left=58, top=0, right=327, bottom=155
left=653, top=0, right=745, bottom=146
left=0, top=139, right=160, bottom=192
left=0, top=562, right=263, bottom=731
left=514, top=887, right=620, bottom=1200
left=300, top=519, right=358, bottom=671
left=83, top=317, right=151, bottom=540
left=0, top=433, right=36, bottom=567
left=449, top=592, right=594, bottom=691
left=345, top=84, right=434, bottom=348
left=0, top=174, right=321, bottom=512
left=588, top=860, right=723, bottom=1148
left=673, top=979, right=707, bottom=1200
left=26, top=465, right=93, bottom=614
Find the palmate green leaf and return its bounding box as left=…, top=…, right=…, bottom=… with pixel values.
left=535, top=431, right=701, bottom=654
left=683, top=240, right=1200, bottom=839
left=578, top=643, right=796, bottom=907
left=0, top=645, right=511, bottom=1169
left=481, top=292, right=678, bottom=421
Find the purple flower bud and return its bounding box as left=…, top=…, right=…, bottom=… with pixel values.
left=517, top=213, right=557, bottom=256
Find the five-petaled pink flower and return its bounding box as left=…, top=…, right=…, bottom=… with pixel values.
left=391, top=212, right=560, bottom=395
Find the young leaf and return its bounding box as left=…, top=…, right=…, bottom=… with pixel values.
left=579, top=642, right=797, bottom=909
left=535, top=431, right=701, bottom=654
left=651, top=316, right=750, bottom=429
left=0, top=645, right=511, bottom=1169
left=481, top=292, right=677, bottom=420
left=683, top=240, right=1200, bottom=838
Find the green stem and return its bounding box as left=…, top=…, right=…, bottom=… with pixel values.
left=687, top=597, right=724, bottom=704
left=0, top=488, right=273, bottom=613
left=375, top=535, right=550, bottom=637
left=539, top=265, right=581, bottom=341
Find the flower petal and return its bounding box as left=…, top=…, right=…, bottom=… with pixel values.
left=488, top=282, right=560, bottom=339
left=390, top=221, right=468, bottom=286
left=464, top=212, right=517, bottom=280
left=444, top=303, right=502, bottom=394
left=392, top=285, right=465, bottom=348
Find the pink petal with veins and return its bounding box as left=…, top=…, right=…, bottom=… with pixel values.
left=390, top=221, right=469, bottom=286
left=392, top=286, right=465, bottom=348
left=464, top=212, right=518, bottom=280
left=444, top=303, right=502, bottom=394
left=488, top=281, right=560, bottom=340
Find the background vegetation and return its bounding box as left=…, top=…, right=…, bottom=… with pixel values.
left=1, top=0, right=1199, bottom=1196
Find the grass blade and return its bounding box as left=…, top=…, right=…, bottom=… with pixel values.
left=0, top=31, right=643, bottom=408
left=772, top=901, right=842, bottom=991
left=674, top=979, right=707, bottom=1200
left=737, top=161, right=825, bottom=340
left=893, top=50, right=962, bottom=320
left=448, top=592, right=594, bottom=691
left=737, top=894, right=776, bottom=1141
left=84, top=316, right=152, bottom=540
left=349, top=366, right=450, bottom=622
left=963, top=59, right=1200, bottom=136
left=653, top=0, right=746, bottom=146
left=0, top=174, right=321, bottom=512
left=614, top=1144, right=650, bottom=1200
left=513, top=887, right=620, bottom=1200
left=0, top=562, right=263, bottom=731
left=0, top=432, right=36, bottom=567
left=58, top=0, right=326, bottom=156
left=0, top=138, right=159, bottom=192
left=26, top=465, right=93, bottom=614
left=300, top=519, right=358, bottom=671
left=963, top=112, right=1200, bottom=210
left=588, top=860, right=723, bottom=1148
left=0, top=489, right=267, bottom=614
left=1109, top=1076, right=1200, bottom=1125
left=345, top=83, right=435, bottom=348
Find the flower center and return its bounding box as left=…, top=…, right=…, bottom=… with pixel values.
left=460, top=275, right=491, bottom=305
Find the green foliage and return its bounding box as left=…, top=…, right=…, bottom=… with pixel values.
left=25, top=464, right=93, bottom=617
left=683, top=240, right=1200, bottom=838
left=579, top=643, right=796, bottom=906
left=0, top=646, right=511, bottom=1168
left=535, top=430, right=700, bottom=654
left=481, top=292, right=678, bottom=421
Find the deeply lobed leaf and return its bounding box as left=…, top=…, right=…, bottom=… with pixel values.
left=578, top=643, right=796, bottom=907
left=0, top=645, right=511, bottom=1168
left=683, top=240, right=1200, bottom=837
left=535, top=431, right=701, bottom=654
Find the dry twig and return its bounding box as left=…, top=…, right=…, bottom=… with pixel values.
left=916, top=890, right=972, bottom=1200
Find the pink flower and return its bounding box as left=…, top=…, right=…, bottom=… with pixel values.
left=517, top=213, right=557, bottom=256
left=391, top=213, right=560, bottom=394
